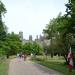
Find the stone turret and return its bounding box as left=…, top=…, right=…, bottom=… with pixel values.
left=36, top=35, right=38, bottom=40
left=29, top=35, right=32, bottom=41
left=19, top=31, right=23, bottom=41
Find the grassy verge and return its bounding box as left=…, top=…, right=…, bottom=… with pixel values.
left=9, top=55, right=16, bottom=59
left=33, top=56, right=75, bottom=75
left=0, top=59, right=9, bottom=75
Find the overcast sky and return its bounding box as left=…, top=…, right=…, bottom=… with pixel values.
left=2, top=0, right=68, bottom=40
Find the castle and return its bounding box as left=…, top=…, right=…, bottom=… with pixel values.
left=19, top=31, right=51, bottom=48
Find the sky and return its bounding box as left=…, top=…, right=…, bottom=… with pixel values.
left=1, top=0, right=68, bottom=40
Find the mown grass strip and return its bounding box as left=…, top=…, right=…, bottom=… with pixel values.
left=0, top=59, right=9, bottom=75
left=33, top=56, right=75, bottom=75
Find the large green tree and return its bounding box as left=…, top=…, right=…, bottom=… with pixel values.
left=43, top=13, right=66, bottom=58
left=43, top=13, right=71, bottom=60
left=32, top=42, right=43, bottom=55
left=0, top=1, right=7, bottom=41
left=65, top=0, right=75, bottom=65
left=22, top=42, right=44, bottom=55
left=22, top=42, right=33, bottom=55
left=43, top=0, right=75, bottom=65
left=0, top=1, right=7, bottom=56
left=5, top=32, right=22, bottom=58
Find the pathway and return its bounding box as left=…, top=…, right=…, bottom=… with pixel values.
left=8, top=58, right=63, bottom=75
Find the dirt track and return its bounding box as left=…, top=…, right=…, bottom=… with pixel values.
left=8, top=58, right=62, bottom=75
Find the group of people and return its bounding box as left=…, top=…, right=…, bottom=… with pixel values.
left=17, top=52, right=27, bottom=61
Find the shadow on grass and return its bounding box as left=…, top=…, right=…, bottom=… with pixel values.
left=33, top=57, right=75, bottom=75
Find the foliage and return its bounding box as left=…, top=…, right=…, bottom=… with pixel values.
left=43, top=13, right=67, bottom=56
left=0, top=1, right=6, bottom=15
left=32, top=42, right=43, bottom=55
left=0, top=1, right=7, bottom=41
left=43, top=0, right=75, bottom=66
left=0, top=1, right=7, bottom=56
left=22, top=42, right=32, bottom=54
left=22, top=42, right=44, bottom=55
left=5, top=32, right=22, bottom=57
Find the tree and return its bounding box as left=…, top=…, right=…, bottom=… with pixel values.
left=65, top=0, right=75, bottom=66
left=22, top=42, right=33, bottom=55
left=43, top=13, right=70, bottom=60
left=32, top=42, right=43, bottom=55
left=0, top=1, right=7, bottom=57
left=43, top=13, right=66, bottom=58
left=22, top=42, right=44, bottom=55
left=43, top=0, right=75, bottom=65
left=0, top=1, right=7, bottom=41
left=5, top=32, right=22, bottom=58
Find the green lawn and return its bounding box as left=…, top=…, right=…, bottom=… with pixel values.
left=34, top=56, right=75, bottom=75
left=0, top=55, right=16, bottom=75
left=0, top=59, right=9, bottom=75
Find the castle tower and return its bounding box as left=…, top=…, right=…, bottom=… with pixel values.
left=40, top=35, right=44, bottom=41
left=36, top=35, right=38, bottom=40
left=29, top=35, right=32, bottom=41
left=19, top=31, right=23, bottom=41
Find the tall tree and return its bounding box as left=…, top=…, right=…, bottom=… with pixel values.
left=43, top=13, right=70, bottom=60
left=43, top=0, right=75, bottom=64
left=65, top=0, right=75, bottom=66
left=22, top=42, right=44, bottom=55
left=0, top=1, right=7, bottom=41
left=5, top=32, right=22, bottom=58
left=0, top=1, right=7, bottom=56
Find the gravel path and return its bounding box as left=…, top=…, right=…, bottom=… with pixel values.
left=8, top=58, right=63, bottom=75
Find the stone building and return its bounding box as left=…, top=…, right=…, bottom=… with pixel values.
left=18, top=31, right=50, bottom=48
left=19, top=31, right=23, bottom=41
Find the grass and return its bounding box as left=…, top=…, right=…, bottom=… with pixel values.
left=33, top=55, right=75, bottom=75
left=0, top=55, right=16, bottom=75
left=0, top=59, right=9, bottom=75
left=9, top=55, right=16, bottom=59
